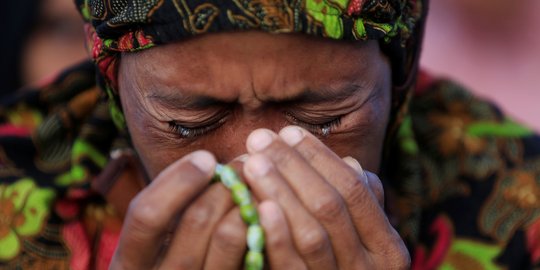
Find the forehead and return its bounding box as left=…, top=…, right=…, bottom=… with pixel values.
left=119, top=32, right=387, bottom=101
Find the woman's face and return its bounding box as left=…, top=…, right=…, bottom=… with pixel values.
left=118, top=32, right=392, bottom=179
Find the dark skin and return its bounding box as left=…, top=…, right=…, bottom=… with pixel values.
left=112, top=32, right=409, bottom=269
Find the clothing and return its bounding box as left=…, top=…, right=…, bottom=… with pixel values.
left=0, top=63, right=539, bottom=269
left=389, top=72, right=540, bottom=269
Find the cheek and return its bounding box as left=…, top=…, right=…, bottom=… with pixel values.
left=326, top=90, right=391, bottom=173
left=361, top=92, right=391, bottom=172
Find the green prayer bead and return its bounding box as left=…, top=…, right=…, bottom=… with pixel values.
left=247, top=224, right=265, bottom=252
left=240, top=204, right=259, bottom=225
left=232, top=182, right=251, bottom=206
left=244, top=250, right=264, bottom=270
left=213, top=164, right=224, bottom=183
left=215, top=163, right=224, bottom=173
left=215, top=164, right=265, bottom=270
left=219, top=165, right=241, bottom=188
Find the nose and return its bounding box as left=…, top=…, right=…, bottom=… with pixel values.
left=208, top=114, right=283, bottom=163
left=212, top=134, right=248, bottom=163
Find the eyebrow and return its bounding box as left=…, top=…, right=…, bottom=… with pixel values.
left=280, top=82, right=367, bottom=105
left=146, top=82, right=366, bottom=109
left=146, top=91, right=228, bottom=110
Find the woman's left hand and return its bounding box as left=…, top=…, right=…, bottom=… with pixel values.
left=242, top=126, right=410, bottom=270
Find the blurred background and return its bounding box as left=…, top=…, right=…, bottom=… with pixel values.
left=421, top=0, right=540, bottom=131
left=0, top=0, right=86, bottom=98
left=1, top=0, right=539, bottom=131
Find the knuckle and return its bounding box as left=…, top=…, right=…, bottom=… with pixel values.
left=126, top=198, right=163, bottom=232
left=342, top=173, right=375, bottom=206
left=274, top=151, right=292, bottom=167
left=157, top=252, right=196, bottom=270
left=295, top=143, right=318, bottom=162
left=279, top=260, right=309, bottom=270
left=387, top=251, right=411, bottom=270
left=381, top=232, right=410, bottom=269
left=308, top=193, right=345, bottom=222
left=268, top=142, right=296, bottom=165
left=213, top=219, right=246, bottom=251
left=395, top=256, right=411, bottom=270
left=182, top=203, right=214, bottom=230
left=342, top=179, right=367, bottom=205
left=267, top=236, right=287, bottom=250
left=392, top=242, right=411, bottom=269
left=365, top=172, right=385, bottom=204
left=265, top=185, right=280, bottom=200
left=296, top=226, right=329, bottom=257
left=168, top=256, right=198, bottom=270
left=266, top=229, right=288, bottom=250
left=261, top=211, right=289, bottom=250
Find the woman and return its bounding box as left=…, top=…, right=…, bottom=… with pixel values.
left=0, top=0, right=538, bottom=269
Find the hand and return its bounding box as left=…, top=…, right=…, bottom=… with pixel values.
left=109, top=151, right=251, bottom=269
left=242, top=126, right=410, bottom=270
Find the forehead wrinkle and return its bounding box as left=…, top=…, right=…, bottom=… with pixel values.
left=146, top=89, right=229, bottom=110
left=260, top=77, right=370, bottom=107
left=121, top=34, right=382, bottom=113
left=120, top=56, right=179, bottom=120
left=301, top=82, right=368, bottom=104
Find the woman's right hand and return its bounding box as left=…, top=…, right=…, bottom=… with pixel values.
left=109, top=150, right=250, bottom=269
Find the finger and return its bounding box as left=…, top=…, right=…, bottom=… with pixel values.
left=259, top=201, right=307, bottom=270
left=247, top=129, right=365, bottom=269
left=159, top=155, right=247, bottom=268
left=159, top=183, right=234, bottom=269
left=204, top=207, right=247, bottom=270
left=244, top=154, right=338, bottom=270
left=342, top=156, right=384, bottom=206
left=228, top=155, right=248, bottom=180
left=279, top=126, right=406, bottom=264
left=110, top=150, right=216, bottom=270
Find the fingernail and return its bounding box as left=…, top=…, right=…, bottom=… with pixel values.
left=232, top=154, right=249, bottom=163
left=190, top=151, right=216, bottom=173
left=279, top=126, right=304, bottom=146
left=245, top=155, right=271, bottom=178
left=247, top=129, right=274, bottom=152
left=343, top=156, right=362, bottom=172
left=365, top=171, right=377, bottom=184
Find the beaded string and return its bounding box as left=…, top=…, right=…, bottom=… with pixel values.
left=214, top=164, right=265, bottom=270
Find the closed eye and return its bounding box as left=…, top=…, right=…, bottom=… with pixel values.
left=285, top=112, right=343, bottom=137
left=168, top=118, right=227, bottom=138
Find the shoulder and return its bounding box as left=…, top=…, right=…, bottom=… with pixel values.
left=409, top=74, right=540, bottom=186
left=400, top=73, right=540, bottom=269
left=405, top=72, right=540, bottom=268
left=0, top=61, right=110, bottom=266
